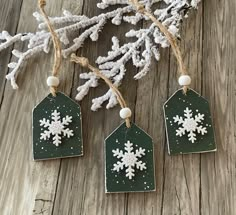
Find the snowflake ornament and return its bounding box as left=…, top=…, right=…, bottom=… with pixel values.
left=173, top=107, right=207, bottom=143
left=112, top=140, right=146, bottom=179
left=39, top=110, right=74, bottom=146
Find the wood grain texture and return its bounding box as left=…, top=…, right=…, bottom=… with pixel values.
left=0, top=0, right=235, bottom=215
left=0, top=0, right=23, bottom=101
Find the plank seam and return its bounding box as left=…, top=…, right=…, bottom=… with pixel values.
left=0, top=0, right=24, bottom=110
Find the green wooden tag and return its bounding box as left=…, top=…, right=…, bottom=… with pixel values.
left=105, top=122, right=156, bottom=193
left=163, top=88, right=217, bottom=155
left=33, top=92, right=83, bottom=160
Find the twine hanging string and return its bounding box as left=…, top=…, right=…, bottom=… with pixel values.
left=129, top=0, right=188, bottom=93
left=38, top=0, right=62, bottom=96
left=71, top=54, right=131, bottom=128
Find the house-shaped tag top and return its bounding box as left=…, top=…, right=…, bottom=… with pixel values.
left=33, top=92, right=83, bottom=160
left=163, top=89, right=217, bottom=155
left=105, top=122, right=156, bottom=193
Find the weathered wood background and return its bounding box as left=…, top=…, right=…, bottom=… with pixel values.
left=0, top=0, right=235, bottom=214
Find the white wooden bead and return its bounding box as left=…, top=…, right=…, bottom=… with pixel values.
left=178, top=75, right=191, bottom=86
left=119, top=108, right=132, bottom=119
left=47, top=76, right=60, bottom=87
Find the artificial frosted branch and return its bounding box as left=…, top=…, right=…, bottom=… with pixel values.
left=0, top=0, right=201, bottom=110
left=78, top=0, right=200, bottom=110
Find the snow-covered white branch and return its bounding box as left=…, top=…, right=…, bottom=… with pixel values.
left=0, top=0, right=201, bottom=110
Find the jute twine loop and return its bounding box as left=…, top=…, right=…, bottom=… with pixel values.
left=129, top=0, right=188, bottom=93
left=39, top=0, right=46, bottom=7
left=38, top=0, right=62, bottom=96
left=71, top=54, right=131, bottom=128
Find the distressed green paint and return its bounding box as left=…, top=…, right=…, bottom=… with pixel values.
left=33, top=92, right=83, bottom=160
left=164, top=88, right=216, bottom=155
left=105, top=122, right=155, bottom=193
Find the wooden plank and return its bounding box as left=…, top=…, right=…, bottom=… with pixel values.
left=125, top=4, right=171, bottom=211
left=161, top=5, right=203, bottom=215
left=52, top=1, right=139, bottom=214
left=0, top=0, right=23, bottom=102
left=126, top=48, right=170, bottom=214
left=0, top=0, right=75, bottom=214
left=201, top=0, right=236, bottom=214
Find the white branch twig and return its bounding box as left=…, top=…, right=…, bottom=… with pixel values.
left=0, top=0, right=200, bottom=109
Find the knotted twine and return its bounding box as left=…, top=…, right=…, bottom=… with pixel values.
left=38, top=0, right=62, bottom=96
left=129, top=0, right=189, bottom=93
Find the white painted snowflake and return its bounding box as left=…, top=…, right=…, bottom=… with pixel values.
left=39, top=110, right=74, bottom=146
left=112, top=141, right=146, bottom=180
left=173, top=107, right=207, bottom=143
